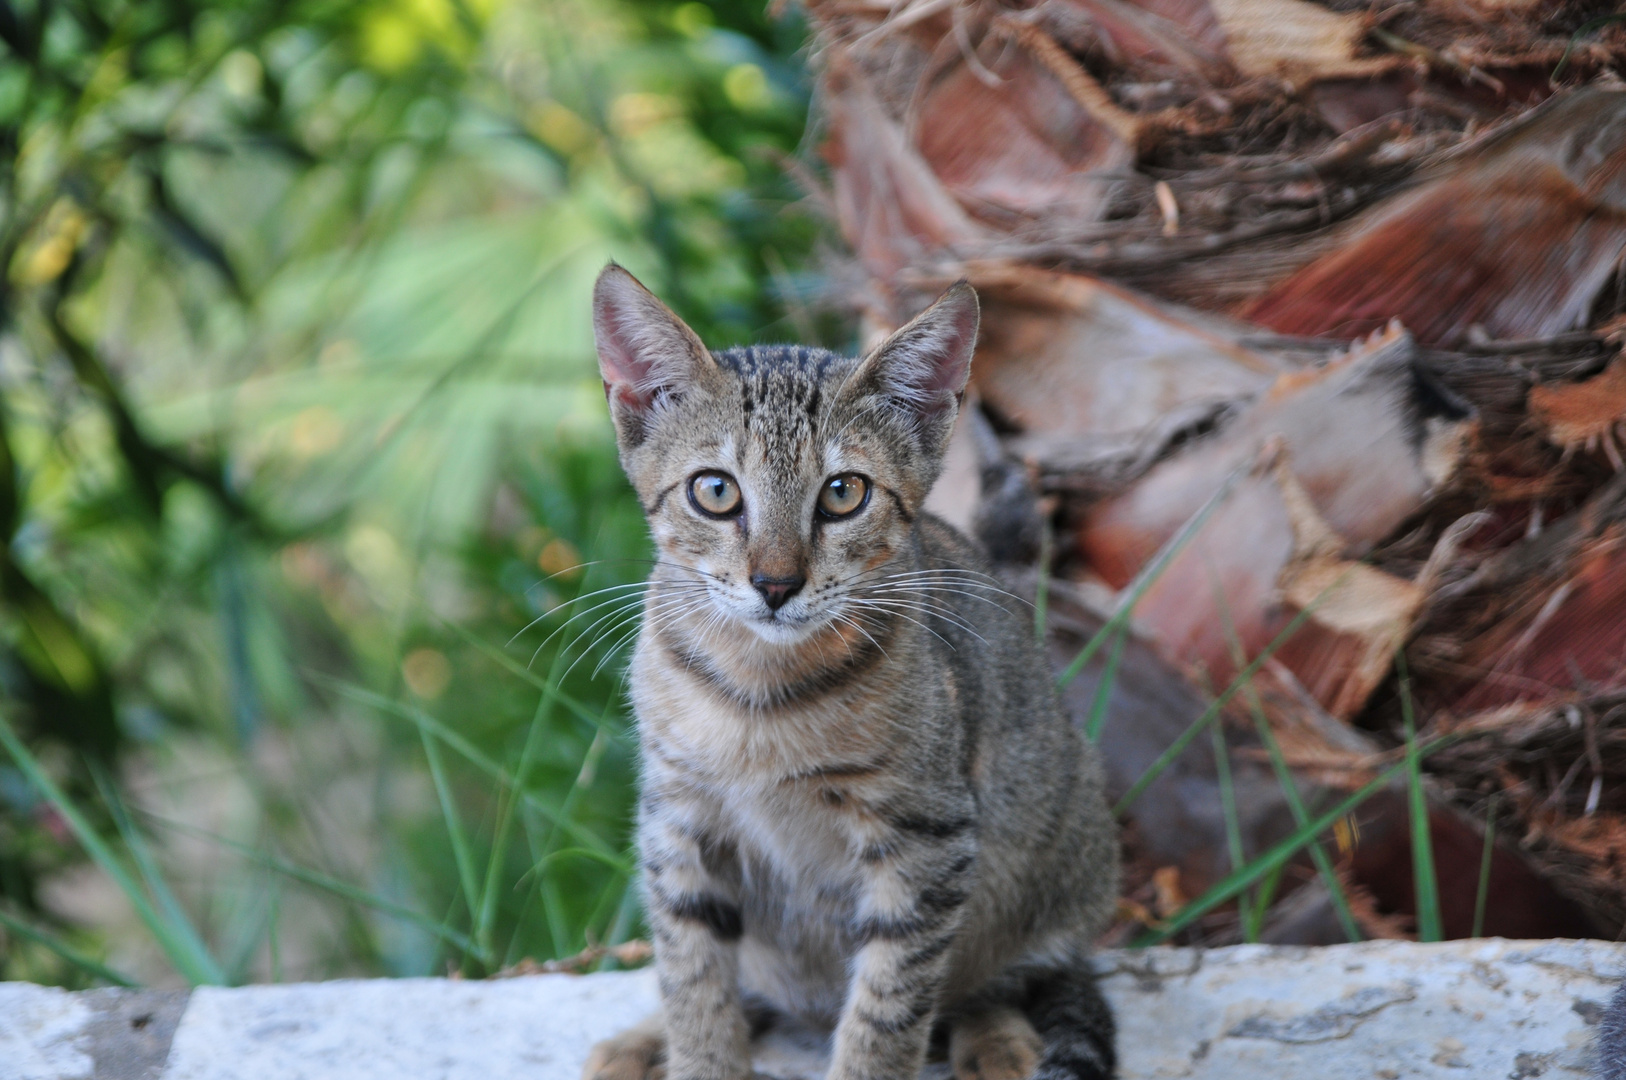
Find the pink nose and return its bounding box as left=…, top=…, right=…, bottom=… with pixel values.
left=752, top=574, right=806, bottom=611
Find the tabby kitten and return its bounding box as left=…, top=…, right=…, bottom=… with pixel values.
left=583, top=265, right=1120, bottom=1080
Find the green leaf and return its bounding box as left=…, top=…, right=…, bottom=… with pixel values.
left=0, top=712, right=225, bottom=985
left=1136, top=756, right=1413, bottom=946
left=322, top=677, right=627, bottom=867
left=0, top=907, right=137, bottom=987
left=138, top=812, right=482, bottom=957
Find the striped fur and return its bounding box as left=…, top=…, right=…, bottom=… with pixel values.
left=586, top=265, right=1120, bottom=1080
left=1600, top=982, right=1626, bottom=1080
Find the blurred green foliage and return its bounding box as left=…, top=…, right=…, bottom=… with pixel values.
left=0, top=0, right=833, bottom=985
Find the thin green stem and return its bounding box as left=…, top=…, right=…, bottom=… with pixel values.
left=1113, top=583, right=1336, bottom=817
left=1034, top=516, right=1053, bottom=644
left=137, top=810, right=482, bottom=957
left=1057, top=464, right=1245, bottom=689
left=322, top=678, right=626, bottom=865
left=1084, top=626, right=1127, bottom=742
left=1135, top=749, right=1442, bottom=946
left=0, top=712, right=224, bottom=985
left=0, top=907, right=137, bottom=987
left=1397, top=651, right=1442, bottom=942
left=89, top=765, right=227, bottom=979
left=1472, top=797, right=1498, bottom=939
left=478, top=655, right=567, bottom=962
left=1208, top=721, right=1253, bottom=940
left=1209, top=592, right=1362, bottom=943
left=420, top=726, right=481, bottom=947
left=1245, top=861, right=1286, bottom=942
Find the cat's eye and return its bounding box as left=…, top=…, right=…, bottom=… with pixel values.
left=817, top=474, right=869, bottom=519
left=689, top=471, right=743, bottom=518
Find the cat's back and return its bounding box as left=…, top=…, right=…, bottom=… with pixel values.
left=907, top=513, right=1118, bottom=990
left=911, top=512, right=1105, bottom=843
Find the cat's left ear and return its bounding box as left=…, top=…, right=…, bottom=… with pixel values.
left=593, top=263, right=718, bottom=448
left=849, top=281, right=979, bottom=458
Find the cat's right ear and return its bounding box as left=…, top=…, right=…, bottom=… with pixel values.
left=593, top=264, right=716, bottom=446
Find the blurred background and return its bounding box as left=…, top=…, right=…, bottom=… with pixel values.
left=4, top=0, right=1626, bottom=990
left=0, top=0, right=841, bottom=987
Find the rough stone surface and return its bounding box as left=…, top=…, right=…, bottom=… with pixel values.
left=161, top=972, right=660, bottom=1080
left=1, top=983, right=94, bottom=1080
left=1104, top=939, right=1623, bottom=1080
left=1, top=988, right=190, bottom=1080
left=80, top=991, right=190, bottom=1080
left=0, top=939, right=1620, bottom=1079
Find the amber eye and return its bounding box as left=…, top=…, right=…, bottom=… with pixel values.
left=688, top=472, right=743, bottom=518
left=817, top=474, right=870, bottom=519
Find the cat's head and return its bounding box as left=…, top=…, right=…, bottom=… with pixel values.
left=592, top=263, right=978, bottom=642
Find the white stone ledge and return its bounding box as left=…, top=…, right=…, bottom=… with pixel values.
left=2, top=939, right=1621, bottom=1079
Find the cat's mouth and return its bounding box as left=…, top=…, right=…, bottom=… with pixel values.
left=746, top=606, right=821, bottom=643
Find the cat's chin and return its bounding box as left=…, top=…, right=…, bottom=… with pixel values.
left=742, top=613, right=823, bottom=645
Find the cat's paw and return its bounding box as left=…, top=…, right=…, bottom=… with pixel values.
left=950, top=1007, right=1044, bottom=1080
left=582, top=1015, right=666, bottom=1080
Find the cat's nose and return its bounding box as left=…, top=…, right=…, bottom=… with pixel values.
left=751, top=574, right=806, bottom=611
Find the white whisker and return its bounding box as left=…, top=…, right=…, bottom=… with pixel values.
left=844, top=599, right=964, bottom=650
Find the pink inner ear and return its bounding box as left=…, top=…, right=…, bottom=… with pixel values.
left=879, top=284, right=979, bottom=407
left=591, top=265, right=711, bottom=416
left=592, top=284, right=660, bottom=394
left=925, top=292, right=979, bottom=395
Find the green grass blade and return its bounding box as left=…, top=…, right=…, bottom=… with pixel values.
left=1034, top=518, right=1053, bottom=643
left=1397, top=651, right=1442, bottom=942
left=1245, top=860, right=1286, bottom=942
left=1084, top=625, right=1126, bottom=742
left=419, top=727, right=482, bottom=937
left=0, top=906, right=138, bottom=987
left=1208, top=721, right=1253, bottom=940
left=321, top=678, right=626, bottom=866
left=583, top=865, right=632, bottom=946
left=1472, top=796, right=1497, bottom=938
left=475, top=786, right=518, bottom=965
left=1208, top=595, right=1362, bottom=943
left=1057, top=463, right=1245, bottom=690
left=1244, top=708, right=1363, bottom=942
left=529, top=726, right=610, bottom=874
left=139, top=811, right=483, bottom=956
left=477, top=658, right=566, bottom=962
left=0, top=712, right=223, bottom=985
left=89, top=766, right=227, bottom=982
left=1135, top=755, right=1415, bottom=945
left=511, top=720, right=616, bottom=962
left=1112, top=585, right=1335, bottom=817
left=597, top=874, right=644, bottom=971
left=527, top=845, right=630, bottom=878
left=267, top=878, right=283, bottom=984
left=443, top=619, right=628, bottom=742
left=220, top=886, right=273, bottom=985
left=541, top=870, right=569, bottom=959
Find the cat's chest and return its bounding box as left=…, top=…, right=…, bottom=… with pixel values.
left=630, top=637, right=907, bottom=781
left=718, top=777, right=897, bottom=931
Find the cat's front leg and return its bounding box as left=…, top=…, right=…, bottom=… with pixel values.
left=828, top=803, right=978, bottom=1080
left=641, top=795, right=750, bottom=1080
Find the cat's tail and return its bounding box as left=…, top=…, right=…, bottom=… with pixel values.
left=1021, top=959, right=1116, bottom=1080
left=951, top=942, right=1115, bottom=1080
left=1599, top=981, right=1626, bottom=1080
